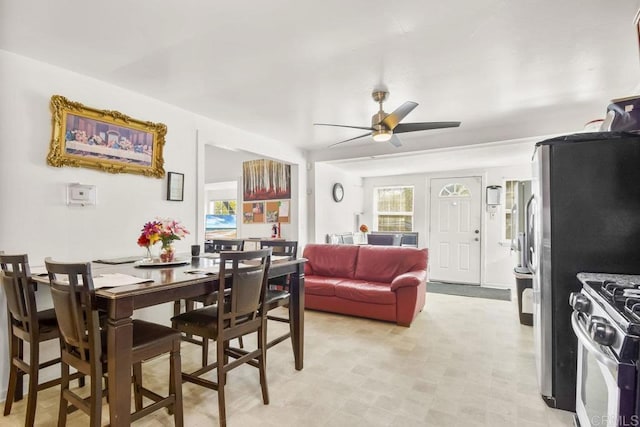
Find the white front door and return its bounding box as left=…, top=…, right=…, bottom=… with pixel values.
left=429, top=176, right=482, bottom=284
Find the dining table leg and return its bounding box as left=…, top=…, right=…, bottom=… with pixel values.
left=290, top=264, right=304, bottom=370
left=107, top=308, right=134, bottom=427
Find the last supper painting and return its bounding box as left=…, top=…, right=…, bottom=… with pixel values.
left=242, top=159, right=291, bottom=201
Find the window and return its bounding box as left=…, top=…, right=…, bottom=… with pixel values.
left=438, top=183, right=471, bottom=197
left=504, top=180, right=517, bottom=240
left=209, top=200, right=236, bottom=216
left=206, top=200, right=237, bottom=238
left=374, top=186, right=414, bottom=232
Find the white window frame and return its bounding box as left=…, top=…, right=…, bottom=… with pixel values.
left=373, top=185, right=415, bottom=232
left=208, top=199, right=237, bottom=215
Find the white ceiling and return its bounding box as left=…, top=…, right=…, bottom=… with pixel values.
left=2, top=0, right=640, bottom=174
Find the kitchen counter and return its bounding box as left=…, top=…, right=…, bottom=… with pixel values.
left=577, top=272, right=640, bottom=286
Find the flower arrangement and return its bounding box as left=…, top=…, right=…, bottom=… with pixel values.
left=138, top=218, right=189, bottom=262
left=359, top=224, right=369, bottom=233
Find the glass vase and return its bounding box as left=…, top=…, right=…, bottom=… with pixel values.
left=160, top=244, right=175, bottom=262
left=142, top=246, right=154, bottom=262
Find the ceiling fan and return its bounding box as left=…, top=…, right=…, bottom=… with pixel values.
left=315, top=89, right=461, bottom=147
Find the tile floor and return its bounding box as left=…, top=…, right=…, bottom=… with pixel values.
left=2, top=293, right=576, bottom=426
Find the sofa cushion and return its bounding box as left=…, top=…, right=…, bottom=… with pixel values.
left=303, top=244, right=359, bottom=279
left=304, top=276, right=345, bottom=297
left=334, top=280, right=396, bottom=305
left=354, top=246, right=427, bottom=283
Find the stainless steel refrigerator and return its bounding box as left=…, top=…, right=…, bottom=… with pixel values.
left=529, top=132, right=640, bottom=411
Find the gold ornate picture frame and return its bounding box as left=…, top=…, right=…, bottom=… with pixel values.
left=47, top=95, right=166, bottom=178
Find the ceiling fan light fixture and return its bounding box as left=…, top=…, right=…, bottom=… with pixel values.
left=372, top=129, right=392, bottom=142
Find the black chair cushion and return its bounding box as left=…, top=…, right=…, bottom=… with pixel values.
left=171, top=305, right=223, bottom=339
left=132, top=320, right=181, bottom=354
left=171, top=303, right=255, bottom=340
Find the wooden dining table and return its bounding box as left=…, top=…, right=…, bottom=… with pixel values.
left=34, top=254, right=306, bottom=427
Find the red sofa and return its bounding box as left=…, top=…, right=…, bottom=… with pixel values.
left=303, top=244, right=428, bottom=326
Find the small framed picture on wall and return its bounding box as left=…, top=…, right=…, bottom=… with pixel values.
left=167, top=172, right=184, bottom=201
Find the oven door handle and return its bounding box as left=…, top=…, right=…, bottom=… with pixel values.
left=571, top=312, right=618, bottom=371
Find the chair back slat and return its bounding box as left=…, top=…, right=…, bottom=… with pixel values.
left=259, top=240, right=298, bottom=260
left=45, top=258, right=101, bottom=364
left=218, top=249, right=271, bottom=327
left=207, top=239, right=244, bottom=253
left=0, top=254, right=36, bottom=333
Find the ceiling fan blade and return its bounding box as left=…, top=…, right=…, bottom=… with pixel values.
left=314, top=123, right=374, bottom=131
left=380, top=101, right=418, bottom=129
left=389, top=135, right=402, bottom=147
left=393, top=121, right=461, bottom=133
left=328, top=132, right=372, bottom=147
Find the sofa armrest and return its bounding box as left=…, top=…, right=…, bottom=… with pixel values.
left=390, top=270, right=427, bottom=291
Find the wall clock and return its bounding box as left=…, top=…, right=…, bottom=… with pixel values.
left=332, top=183, right=344, bottom=202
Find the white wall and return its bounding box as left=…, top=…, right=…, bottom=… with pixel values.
left=312, top=163, right=363, bottom=243
left=0, top=50, right=307, bottom=401
left=0, top=51, right=199, bottom=262
left=205, top=181, right=238, bottom=209
left=204, top=146, right=259, bottom=184
left=361, top=163, right=533, bottom=288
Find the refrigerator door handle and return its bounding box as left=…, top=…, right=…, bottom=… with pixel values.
left=510, top=204, right=518, bottom=252
left=526, top=195, right=537, bottom=272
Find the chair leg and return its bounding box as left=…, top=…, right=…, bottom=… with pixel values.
left=172, top=300, right=182, bottom=329
left=216, top=340, right=226, bottom=427
left=223, top=340, right=230, bottom=369
left=25, top=340, right=40, bottom=427
left=133, top=363, right=143, bottom=411
left=89, top=356, right=102, bottom=427
left=258, top=324, right=269, bottom=405
left=202, top=336, right=209, bottom=367
left=3, top=335, right=19, bottom=415
left=15, top=338, right=24, bottom=402
left=170, top=346, right=184, bottom=427
left=57, top=362, right=70, bottom=427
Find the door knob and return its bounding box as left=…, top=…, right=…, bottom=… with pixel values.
left=474, top=237, right=479, bottom=241
left=474, top=230, right=479, bottom=234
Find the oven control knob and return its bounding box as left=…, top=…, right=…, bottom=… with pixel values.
left=590, top=321, right=616, bottom=346
left=569, top=292, right=590, bottom=313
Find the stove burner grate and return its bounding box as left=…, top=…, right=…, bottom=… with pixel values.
left=602, top=280, right=639, bottom=302
left=625, top=297, right=640, bottom=323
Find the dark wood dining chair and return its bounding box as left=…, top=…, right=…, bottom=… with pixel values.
left=45, top=258, right=183, bottom=427
left=366, top=233, right=396, bottom=246
left=400, top=233, right=418, bottom=247
left=204, top=239, right=244, bottom=253
left=259, top=240, right=298, bottom=352
left=0, top=253, right=68, bottom=427
left=174, top=238, right=246, bottom=366
left=170, top=249, right=272, bottom=427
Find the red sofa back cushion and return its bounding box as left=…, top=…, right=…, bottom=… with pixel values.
left=303, top=244, right=359, bottom=279
left=354, top=246, right=427, bottom=283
